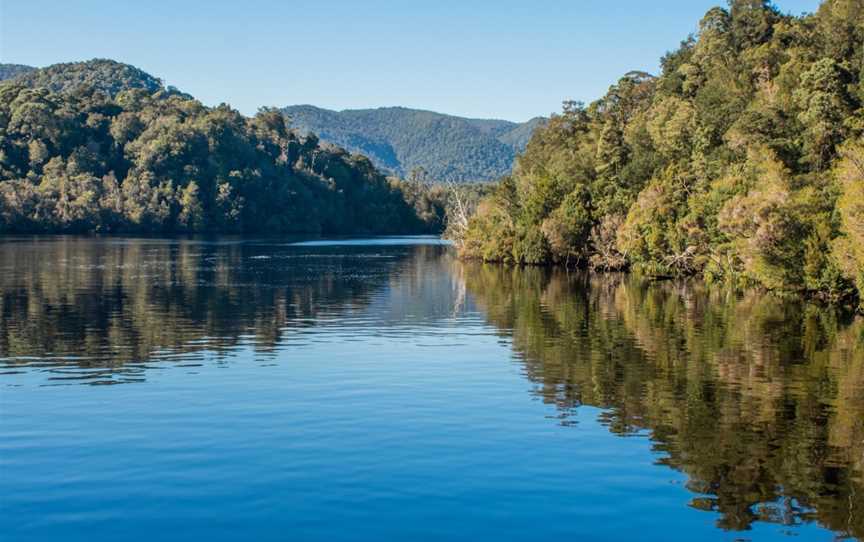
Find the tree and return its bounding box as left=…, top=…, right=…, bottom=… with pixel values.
left=834, top=139, right=864, bottom=303
left=178, top=181, right=205, bottom=231
left=794, top=58, right=854, bottom=169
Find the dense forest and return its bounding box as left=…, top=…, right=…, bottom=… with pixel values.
left=4, top=60, right=182, bottom=98
left=283, top=105, right=546, bottom=182
left=459, top=0, right=864, bottom=306
left=0, top=60, right=431, bottom=234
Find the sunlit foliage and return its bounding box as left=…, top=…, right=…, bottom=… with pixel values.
left=460, top=0, right=864, bottom=305
left=0, top=61, right=428, bottom=235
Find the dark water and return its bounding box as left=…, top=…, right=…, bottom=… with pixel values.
left=1, top=237, right=862, bottom=541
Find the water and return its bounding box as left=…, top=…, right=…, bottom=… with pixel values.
left=0, top=236, right=862, bottom=541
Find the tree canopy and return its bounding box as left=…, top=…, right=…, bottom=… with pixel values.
left=458, top=0, right=864, bottom=306
left=0, top=60, right=431, bottom=235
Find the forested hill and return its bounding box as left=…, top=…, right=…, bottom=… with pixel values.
left=0, top=59, right=190, bottom=98
left=282, top=105, right=546, bottom=182
left=0, top=64, right=35, bottom=81
left=459, top=0, right=864, bottom=307
left=0, top=60, right=430, bottom=234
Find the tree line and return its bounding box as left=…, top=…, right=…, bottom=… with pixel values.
left=0, top=60, right=434, bottom=235
left=457, top=0, right=864, bottom=307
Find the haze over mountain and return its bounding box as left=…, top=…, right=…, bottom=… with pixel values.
left=283, top=105, right=546, bottom=182
left=0, top=64, right=35, bottom=82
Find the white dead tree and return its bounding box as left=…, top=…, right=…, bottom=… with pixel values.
left=443, top=180, right=472, bottom=247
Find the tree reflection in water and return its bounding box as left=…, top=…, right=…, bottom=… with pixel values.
left=0, top=239, right=861, bottom=537
left=464, top=264, right=864, bottom=537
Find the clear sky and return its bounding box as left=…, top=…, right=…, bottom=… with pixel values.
left=1, top=0, right=822, bottom=122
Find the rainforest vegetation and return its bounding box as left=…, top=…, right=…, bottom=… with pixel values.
left=0, top=60, right=433, bottom=235
left=459, top=0, right=864, bottom=305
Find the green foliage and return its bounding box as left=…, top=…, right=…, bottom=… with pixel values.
left=618, top=166, right=698, bottom=276
left=794, top=57, right=856, bottom=169
left=834, top=139, right=864, bottom=306
left=541, top=188, right=592, bottom=264
left=0, top=63, right=429, bottom=235
left=461, top=0, right=863, bottom=304
left=283, top=105, right=546, bottom=182
left=512, top=224, right=550, bottom=265
left=461, top=180, right=519, bottom=263
left=6, top=59, right=186, bottom=98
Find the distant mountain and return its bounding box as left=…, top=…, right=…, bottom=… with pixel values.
left=282, top=105, right=546, bottom=182
left=0, top=59, right=188, bottom=98
left=0, top=63, right=35, bottom=81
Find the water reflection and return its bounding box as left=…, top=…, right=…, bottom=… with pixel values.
left=464, top=264, right=864, bottom=537
left=1, top=238, right=862, bottom=539
left=0, top=236, right=459, bottom=383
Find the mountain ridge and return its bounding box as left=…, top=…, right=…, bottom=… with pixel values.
left=0, top=59, right=188, bottom=98
left=283, top=104, right=546, bottom=182
left=1, top=60, right=547, bottom=183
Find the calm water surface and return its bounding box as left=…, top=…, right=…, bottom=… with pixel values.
left=1, top=237, right=862, bottom=541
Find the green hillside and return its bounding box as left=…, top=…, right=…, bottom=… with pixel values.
left=0, top=60, right=428, bottom=234
left=2, top=58, right=191, bottom=98
left=283, top=105, right=546, bottom=182
left=459, top=0, right=864, bottom=307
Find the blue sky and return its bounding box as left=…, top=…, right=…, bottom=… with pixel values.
left=1, top=0, right=821, bottom=121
